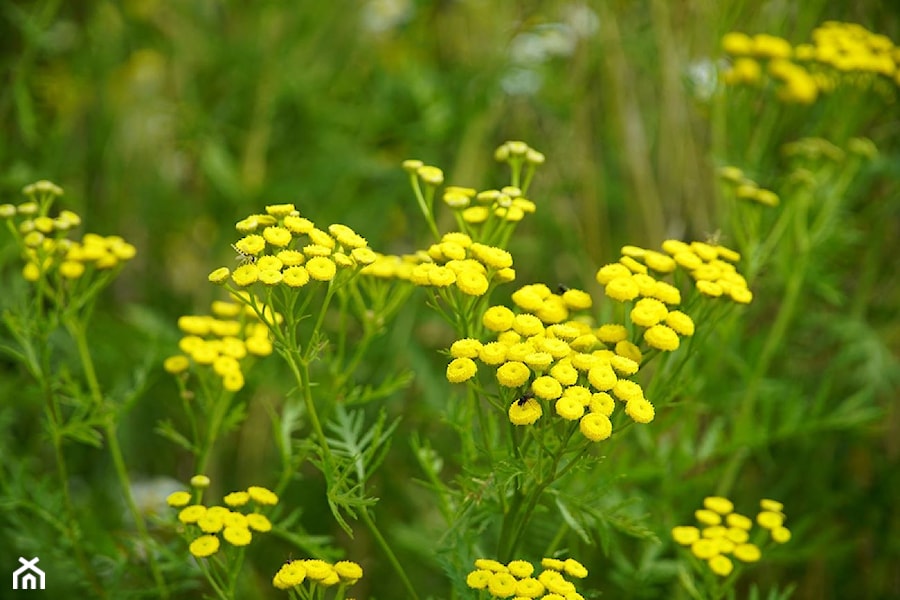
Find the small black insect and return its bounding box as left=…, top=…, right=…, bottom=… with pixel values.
left=516, top=393, right=534, bottom=406
left=557, top=284, right=570, bottom=294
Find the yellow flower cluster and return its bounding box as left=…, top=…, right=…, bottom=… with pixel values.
left=163, top=294, right=278, bottom=391
left=465, top=556, right=587, bottom=599
left=446, top=283, right=654, bottom=442
left=722, top=21, right=900, bottom=104
left=272, top=558, right=363, bottom=591
left=361, top=232, right=514, bottom=296
left=672, top=496, right=791, bottom=577
left=598, top=239, right=752, bottom=307
left=167, top=480, right=278, bottom=558
left=718, top=166, right=779, bottom=207
left=444, top=184, right=537, bottom=225
left=1, top=181, right=136, bottom=284
left=207, top=203, right=377, bottom=288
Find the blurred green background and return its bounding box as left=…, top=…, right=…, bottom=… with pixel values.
left=2, top=1, right=899, bottom=599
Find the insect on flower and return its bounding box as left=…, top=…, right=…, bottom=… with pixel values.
left=231, top=243, right=257, bottom=265
left=516, top=392, right=534, bottom=406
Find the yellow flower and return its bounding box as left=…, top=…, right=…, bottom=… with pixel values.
left=450, top=338, right=482, bottom=359
left=587, top=364, right=617, bottom=391
left=690, top=538, right=719, bottom=560
left=284, top=215, right=314, bottom=234
left=248, top=486, right=279, bottom=506
left=447, top=357, right=477, bottom=383
left=223, top=526, right=252, bottom=546
left=726, top=513, right=752, bottom=530
left=222, top=370, right=245, bottom=392
left=563, top=558, right=588, bottom=578
left=695, top=509, right=722, bottom=526
left=334, top=560, right=364, bottom=583
left=481, top=306, right=514, bottom=333
left=561, top=289, right=592, bottom=309
left=474, top=558, right=508, bottom=572
left=531, top=375, right=562, bottom=400
left=466, top=569, right=492, bottom=589
left=178, top=505, right=207, bottom=524
left=756, top=509, right=784, bottom=530
left=487, top=572, right=517, bottom=597
left=470, top=243, right=513, bottom=269
left=513, top=314, right=544, bottom=336
left=595, top=263, right=631, bottom=284
left=456, top=270, right=489, bottom=296
left=549, top=362, right=578, bottom=386
left=209, top=267, right=231, bottom=283
left=283, top=266, right=310, bottom=288
left=59, top=260, right=85, bottom=279
left=224, top=491, right=250, bottom=507
left=672, top=525, right=700, bottom=545
left=303, top=560, right=335, bottom=581
left=189, top=535, right=220, bottom=558
left=273, top=561, right=307, bottom=589
left=771, top=526, right=791, bottom=543
left=506, top=560, right=534, bottom=578
left=191, top=475, right=211, bottom=489
left=605, top=277, right=640, bottom=302
left=579, top=413, right=612, bottom=441
left=351, top=246, right=376, bottom=265
left=232, top=264, right=260, bottom=287
left=589, top=392, right=615, bottom=416
left=306, top=256, right=337, bottom=281
left=644, top=324, right=680, bottom=351
left=665, top=311, right=695, bottom=336
left=613, top=380, right=643, bottom=403
left=610, top=354, right=639, bottom=376
left=417, top=165, right=444, bottom=185
left=163, top=355, right=190, bottom=375
left=516, top=577, right=545, bottom=597
left=624, top=398, right=655, bottom=423
left=235, top=234, right=266, bottom=256
left=630, top=298, right=668, bottom=327
left=696, top=280, right=723, bottom=297
left=734, top=543, right=761, bottom=562
left=708, top=555, right=733, bottom=577
left=166, top=491, right=192, bottom=507
left=596, top=324, right=628, bottom=343
left=704, top=496, right=734, bottom=514
left=497, top=360, right=531, bottom=387
left=262, top=226, right=292, bottom=247
left=555, top=396, right=584, bottom=421
left=197, top=514, right=224, bottom=534
left=265, top=203, right=295, bottom=217
left=726, top=527, right=749, bottom=544
left=478, top=342, right=507, bottom=365
left=246, top=513, right=272, bottom=532
left=508, top=397, right=542, bottom=425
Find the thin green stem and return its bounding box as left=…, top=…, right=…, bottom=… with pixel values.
left=360, top=508, right=419, bottom=600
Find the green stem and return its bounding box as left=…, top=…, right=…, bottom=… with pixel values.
left=360, top=508, right=419, bottom=600
left=67, top=317, right=169, bottom=598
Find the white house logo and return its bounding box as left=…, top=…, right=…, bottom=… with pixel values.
left=12, top=557, right=45, bottom=590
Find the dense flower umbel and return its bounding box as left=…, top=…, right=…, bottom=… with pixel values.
left=272, top=558, right=363, bottom=592
left=447, top=283, right=655, bottom=442
left=163, top=294, right=278, bottom=392
left=718, top=166, right=780, bottom=208
left=208, top=204, right=376, bottom=289
left=672, top=496, right=791, bottom=577
left=1, top=181, right=137, bottom=288
left=465, top=557, right=588, bottom=599
left=361, top=231, right=513, bottom=297
left=167, top=479, right=278, bottom=558
left=722, top=21, right=900, bottom=104
left=599, top=238, right=752, bottom=307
